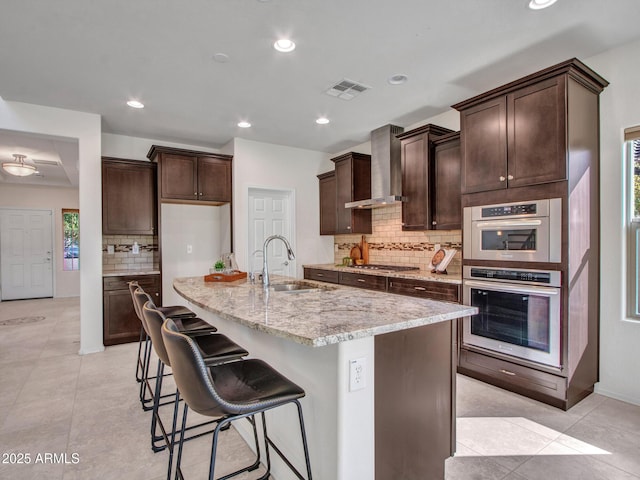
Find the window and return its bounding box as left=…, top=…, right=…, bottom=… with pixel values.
left=63, top=209, right=79, bottom=271
left=626, top=126, right=640, bottom=318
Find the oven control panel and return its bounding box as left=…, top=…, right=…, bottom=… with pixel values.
left=464, top=266, right=561, bottom=287
left=481, top=203, right=537, bottom=218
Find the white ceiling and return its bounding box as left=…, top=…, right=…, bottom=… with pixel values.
left=1, top=0, right=640, bottom=187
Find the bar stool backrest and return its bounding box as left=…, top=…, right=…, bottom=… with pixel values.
left=162, top=318, right=231, bottom=418
left=141, top=301, right=172, bottom=366
left=128, top=281, right=143, bottom=319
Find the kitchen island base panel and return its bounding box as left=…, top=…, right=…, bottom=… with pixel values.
left=188, top=305, right=375, bottom=480
left=375, top=321, right=454, bottom=480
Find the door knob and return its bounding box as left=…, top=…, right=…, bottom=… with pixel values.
left=283, top=260, right=289, bottom=266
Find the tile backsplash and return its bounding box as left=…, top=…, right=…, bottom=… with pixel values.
left=334, top=204, right=462, bottom=274
left=102, top=235, right=159, bottom=272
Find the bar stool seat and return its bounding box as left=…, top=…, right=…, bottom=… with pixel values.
left=162, top=317, right=313, bottom=480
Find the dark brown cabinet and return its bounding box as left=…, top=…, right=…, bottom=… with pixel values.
left=147, top=145, right=232, bottom=205
left=103, top=274, right=160, bottom=346
left=432, top=132, right=462, bottom=230
left=387, top=277, right=460, bottom=302
left=102, top=158, right=157, bottom=235
left=339, top=271, right=387, bottom=291
left=317, top=171, right=336, bottom=235
left=332, top=152, right=372, bottom=234
left=454, top=63, right=581, bottom=194
left=397, top=124, right=454, bottom=231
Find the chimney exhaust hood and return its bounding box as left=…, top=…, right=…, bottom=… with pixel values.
left=345, top=124, right=405, bottom=209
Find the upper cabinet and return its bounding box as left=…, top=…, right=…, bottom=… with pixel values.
left=147, top=145, right=232, bottom=205
left=332, top=152, right=372, bottom=234
left=453, top=59, right=608, bottom=195
left=317, top=171, right=337, bottom=235
left=432, top=132, right=462, bottom=230
left=397, top=124, right=453, bottom=231
left=102, top=158, right=157, bottom=235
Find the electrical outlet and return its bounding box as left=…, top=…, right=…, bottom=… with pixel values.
left=186, top=244, right=193, bottom=254
left=349, top=357, right=366, bottom=392
left=107, top=245, right=114, bottom=254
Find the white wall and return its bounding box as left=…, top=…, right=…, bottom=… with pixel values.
left=0, top=184, right=80, bottom=297
left=231, top=138, right=334, bottom=277
left=102, top=133, right=221, bottom=161
left=585, top=40, right=640, bottom=405
left=0, top=100, right=102, bottom=354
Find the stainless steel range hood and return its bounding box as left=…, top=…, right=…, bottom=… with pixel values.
left=345, top=124, right=405, bottom=209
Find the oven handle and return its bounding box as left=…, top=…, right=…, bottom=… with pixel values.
left=475, top=219, right=542, bottom=228
left=464, top=279, right=560, bottom=296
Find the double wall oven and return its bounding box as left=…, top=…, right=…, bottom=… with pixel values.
left=462, top=199, right=563, bottom=369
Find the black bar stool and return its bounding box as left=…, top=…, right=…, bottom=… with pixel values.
left=129, top=280, right=199, bottom=385
left=142, top=301, right=251, bottom=478
left=162, top=317, right=313, bottom=480
left=131, top=285, right=218, bottom=410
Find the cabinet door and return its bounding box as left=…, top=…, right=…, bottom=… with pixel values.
left=335, top=158, right=353, bottom=234
left=432, top=138, right=461, bottom=230
left=160, top=154, right=197, bottom=200
left=507, top=76, right=567, bottom=188
left=401, top=133, right=430, bottom=230
left=103, top=276, right=160, bottom=346
left=460, top=97, right=507, bottom=194
left=318, top=172, right=336, bottom=235
left=198, top=156, right=232, bottom=202
left=102, top=160, right=157, bottom=235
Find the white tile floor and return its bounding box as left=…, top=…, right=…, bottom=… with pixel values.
left=1, top=297, right=639, bottom=480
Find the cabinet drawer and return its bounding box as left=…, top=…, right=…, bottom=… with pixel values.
left=458, top=348, right=566, bottom=406
left=339, top=272, right=387, bottom=291
left=387, top=278, right=460, bottom=302
left=304, top=268, right=340, bottom=284
left=103, top=274, right=160, bottom=291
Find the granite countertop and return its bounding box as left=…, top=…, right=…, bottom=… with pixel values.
left=103, top=270, right=161, bottom=277
left=173, top=276, right=476, bottom=347
left=303, top=263, right=462, bottom=284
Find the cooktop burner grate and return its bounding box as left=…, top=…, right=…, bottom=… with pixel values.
left=350, top=264, right=419, bottom=272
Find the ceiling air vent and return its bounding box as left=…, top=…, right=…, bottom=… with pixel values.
left=326, top=78, right=371, bottom=100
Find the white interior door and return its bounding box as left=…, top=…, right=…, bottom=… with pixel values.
left=248, top=188, right=295, bottom=279
left=0, top=208, right=54, bottom=300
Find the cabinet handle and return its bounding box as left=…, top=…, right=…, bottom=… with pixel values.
left=155, top=293, right=159, bottom=297
left=507, top=174, right=514, bottom=180
left=194, top=192, right=198, bottom=195
left=357, top=279, right=366, bottom=283
left=499, top=369, right=516, bottom=376
left=432, top=221, right=437, bottom=225
left=346, top=226, right=351, bottom=230
left=199, top=192, right=203, bottom=196
left=499, top=176, right=506, bottom=182
left=316, top=273, right=324, bottom=277
left=414, top=286, right=427, bottom=291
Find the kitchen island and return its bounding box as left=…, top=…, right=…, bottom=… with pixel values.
left=174, top=276, right=476, bottom=480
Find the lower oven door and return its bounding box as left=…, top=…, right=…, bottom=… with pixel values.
left=462, top=279, right=561, bottom=368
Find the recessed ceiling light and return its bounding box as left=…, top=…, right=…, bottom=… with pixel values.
left=237, top=121, right=251, bottom=128
left=388, top=74, right=409, bottom=85
left=528, top=0, right=558, bottom=9
left=316, top=117, right=330, bottom=125
left=213, top=53, right=230, bottom=63
left=127, top=100, right=144, bottom=109
left=274, top=39, right=296, bottom=53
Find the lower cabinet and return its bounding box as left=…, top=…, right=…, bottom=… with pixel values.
left=458, top=348, right=567, bottom=408
left=103, top=274, right=160, bottom=346
left=388, top=277, right=460, bottom=302
left=303, top=267, right=460, bottom=302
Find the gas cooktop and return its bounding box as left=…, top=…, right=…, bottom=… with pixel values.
left=350, top=264, right=419, bottom=272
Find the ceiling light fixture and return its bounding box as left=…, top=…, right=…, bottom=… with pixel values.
left=237, top=121, right=252, bottom=128
left=528, top=0, right=558, bottom=9
left=127, top=100, right=144, bottom=109
left=388, top=74, right=409, bottom=85
left=274, top=39, right=296, bottom=53
left=316, top=117, right=330, bottom=125
left=2, top=154, right=36, bottom=177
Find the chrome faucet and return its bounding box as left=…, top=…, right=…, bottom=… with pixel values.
left=262, top=235, right=295, bottom=287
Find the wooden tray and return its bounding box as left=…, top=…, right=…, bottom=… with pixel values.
left=204, top=271, right=247, bottom=282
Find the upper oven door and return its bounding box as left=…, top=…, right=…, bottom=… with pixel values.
left=470, top=217, right=550, bottom=262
